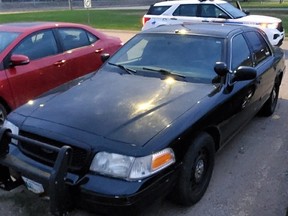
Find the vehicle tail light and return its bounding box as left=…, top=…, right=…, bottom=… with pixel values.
left=142, top=17, right=151, bottom=26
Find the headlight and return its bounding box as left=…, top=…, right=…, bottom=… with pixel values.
left=3, top=120, right=19, bottom=144
left=260, top=23, right=278, bottom=29
left=90, top=148, right=175, bottom=180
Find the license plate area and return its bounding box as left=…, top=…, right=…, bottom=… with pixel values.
left=22, top=176, right=44, bottom=194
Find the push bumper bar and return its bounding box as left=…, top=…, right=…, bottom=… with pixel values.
left=0, top=128, right=73, bottom=216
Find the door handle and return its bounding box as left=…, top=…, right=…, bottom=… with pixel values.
left=95, top=48, right=104, bottom=53
left=54, top=60, right=66, bottom=67
left=170, top=18, right=177, bottom=20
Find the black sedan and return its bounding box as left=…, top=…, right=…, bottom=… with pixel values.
left=0, top=23, right=285, bottom=215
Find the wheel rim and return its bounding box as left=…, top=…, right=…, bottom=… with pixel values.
left=191, top=149, right=208, bottom=186
left=0, top=109, right=5, bottom=126
left=271, top=86, right=278, bottom=111
left=194, top=159, right=205, bottom=183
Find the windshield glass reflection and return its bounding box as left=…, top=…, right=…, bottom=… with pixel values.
left=108, top=33, right=223, bottom=84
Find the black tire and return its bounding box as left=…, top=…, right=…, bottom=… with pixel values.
left=259, top=83, right=279, bottom=117
left=0, top=103, right=7, bottom=127
left=173, top=132, right=215, bottom=206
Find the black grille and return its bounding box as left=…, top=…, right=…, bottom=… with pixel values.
left=277, top=22, right=284, bottom=32
left=18, top=131, right=90, bottom=173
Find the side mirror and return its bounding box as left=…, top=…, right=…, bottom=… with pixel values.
left=214, top=62, right=229, bottom=77
left=235, top=1, right=249, bottom=15
left=218, top=13, right=229, bottom=19
left=10, top=54, right=30, bottom=66
left=101, top=53, right=110, bottom=63
left=242, top=10, right=250, bottom=15
left=233, top=66, right=256, bottom=82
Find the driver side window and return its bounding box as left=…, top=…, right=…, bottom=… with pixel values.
left=173, top=4, right=197, bottom=16
left=199, top=5, right=225, bottom=18
left=13, top=30, right=58, bottom=60
left=231, top=34, right=252, bottom=71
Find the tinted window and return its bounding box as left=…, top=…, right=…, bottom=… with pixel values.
left=173, top=4, right=197, bottom=16
left=87, top=32, right=98, bottom=44
left=147, top=5, right=170, bottom=15
left=58, top=28, right=92, bottom=51
left=199, top=5, right=224, bottom=18
left=13, top=30, right=58, bottom=60
left=231, top=34, right=252, bottom=70
left=245, top=31, right=271, bottom=65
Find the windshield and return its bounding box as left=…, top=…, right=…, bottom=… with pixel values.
left=0, top=31, right=20, bottom=53
left=108, top=33, right=224, bottom=84
left=219, top=3, right=246, bottom=18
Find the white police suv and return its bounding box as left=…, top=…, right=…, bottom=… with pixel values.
left=142, top=0, right=284, bottom=46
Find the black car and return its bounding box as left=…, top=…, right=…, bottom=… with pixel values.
left=0, top=23, right=285, bottom=215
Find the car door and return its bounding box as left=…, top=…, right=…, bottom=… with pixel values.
left=56, top=27, right=104, bottom=80
left=4, top=29, right=68, bottom=108
left=244, top=31, right=275, bottom=110
left=218, top=33, right=260, bottom=144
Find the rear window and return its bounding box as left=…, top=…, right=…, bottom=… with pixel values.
left=147, top=5, right=171, bottom=15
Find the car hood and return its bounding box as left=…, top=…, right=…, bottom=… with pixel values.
left=15, top=71, right=216, bottom=147
left=235, top=14, right=281, bottom=24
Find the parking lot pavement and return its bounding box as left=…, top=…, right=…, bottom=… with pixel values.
left=102, top=29, right=137, bottom=43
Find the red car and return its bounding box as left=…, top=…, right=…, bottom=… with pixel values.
left=0, top=22, right=122, bottom=124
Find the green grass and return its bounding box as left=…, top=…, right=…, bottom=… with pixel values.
left=0, top=7, right=287, bottom=36
left=239, top=1, right=288, bottom=8
left=0, top=9, right=146, bottom=30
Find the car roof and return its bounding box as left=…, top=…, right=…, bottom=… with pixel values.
left=141, top=22, right=254, bottom=38
left=154, top=0, right=227, bottom=6
left=0, top=22, right=90, bottom=33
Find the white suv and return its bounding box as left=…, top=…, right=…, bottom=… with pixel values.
left=142, top=0, right=284, bottom=46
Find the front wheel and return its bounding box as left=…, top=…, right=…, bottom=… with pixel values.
left=173, top=132, right=215, bottom=206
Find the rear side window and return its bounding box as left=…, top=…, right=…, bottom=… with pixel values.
left=147, top=5, right=171, bottom=15
left=58, top=28, right=95, bottom=51
left=245, top=31, right=271, bottom=65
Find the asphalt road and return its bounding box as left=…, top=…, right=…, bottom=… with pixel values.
left=0, top=33, right=287, bottom=216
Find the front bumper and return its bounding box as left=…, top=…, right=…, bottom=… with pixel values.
left=262, top=28, right=285, bottom=47
left=0, top=128, right=179, bottom=215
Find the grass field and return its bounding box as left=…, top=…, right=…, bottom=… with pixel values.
left=0, top=10, right=146, bottom=30
left=0, top=4, right=287, bottom=35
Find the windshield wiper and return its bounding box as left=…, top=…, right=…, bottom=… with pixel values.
left=142, top=67, right=186, bottom=79
left=108, top=62, right=136, bottom=75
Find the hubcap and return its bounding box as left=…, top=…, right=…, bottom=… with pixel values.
left=0, top=110, right=4, bottom=126
left=194, top=159, right=205, bottom=183
left=272, top=87, right=277, bottom=102
left=271, top=86, right=277, bottom=109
